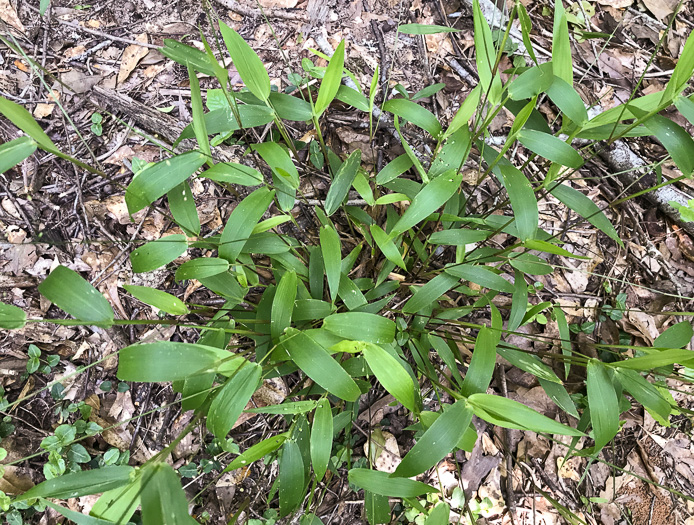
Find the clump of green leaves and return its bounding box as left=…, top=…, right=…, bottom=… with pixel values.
left=1, top=1, right=694, bottom=523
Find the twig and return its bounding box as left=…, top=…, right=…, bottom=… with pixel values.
left=53, top=19, right=159, bottom=49
left=212, top=0, right=308, bottom=21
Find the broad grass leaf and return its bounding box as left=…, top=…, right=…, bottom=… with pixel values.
left=365, top=491, right=391, bottom=525
left=282, top=328, right=361, bottom=401
left=118, top=342, right=224, bottom=381
left=675, top=95, right=694, bottom=126
left=336, top=85, right=370, bottom=111
left=370, top=224, right=406, bottom=270
left=188, top=66, right=210, bottom=158
left=207, top=362, right=262, bottom=439
left=175, top=257, right=229, bottom=281
left=219, top=186, right=275, bottom=263
left=613, top=349, right=694, bottom=370
left=347, top=469, right=437, bottom=498
left=554, top=305, right=572, bottom=379
left=177, top=105, right=274, bottom=142
left=168, top=181, right=200, bottom=236
left=315, top=40, right=345, bottom=117
left=552, top=3, right=572, bottom=86
left=444, top=85, right=481, bottom=139
left=398, top=23, right=459, bottom=34
left=293, top=299, right=333, bottom=322
left=335, top=275, right=368, bottom=309
left=39, top=266, right=114, bottom=325
left=319, top=224, right=341, bottom=302
left=384, top=98, right=442, bottom=138
left=508, top=270, right=528, bottom=331
left=460, top=327, right=498, bottom=397
left=538, top=378, right=579, bottom=418
left=390, top=170, right=463, bottom=238
left=507, top=63, right=554, bottom=101
left=498, top=164, right=538, bottom=241
left=311, top=398, right=333, bottom=481
left=468, top=394, right=584, bottom=436
left=517, top=3, right=538, bottom=65
left=219, top=22, right=271, bottom=101
left=473, top=0, right=501, bottom=104
left=16, top=466, right=133, bottom=501
left=425, top=504, right=450, bottom=525
left=202, top=162, right=264, bottom=186
left=429, top=335, right=464, bottom=387
left=654, top=321, right=694, bottom=348
left=268, top=92, right=313, bottom=120
left=245, top=401, right=317, bottom=415
left=130, top=235, right=188, bottom=273
left=43, top=500, right=116, bottom=525
left=546, top=76, right=588, bottom=124
left=549, top=183, right=622, bottom=246
left=614, top=369, right=671, bottom=425
left=271, top=270, right=297, bottom=342
left=0, top=96, right=58, bottom=153
left=125, top=152, right=206, bottom=214
left=362, top=343, right=417, bottom=412
left=90, top=478, right=141, bottom=522
left=497, top=346, right=562, bottom=384
left=140, top=463, right=192, bottom=525
left=161, top=40, right=218, bottom=77
left=279, top=439, right=306, bottom=517
left=393, top=400, right=472, bottom=478
left=325, top=149, right=362, bottom=215
left=252, top=142, right=298, bottom=211
left=662, top=31, right=694, bottom=102
left=444, top=264, right=514, bottom=293
left=402, top=273, right=459, bottom=314
left=429, top=228, right=491, bottom=246
left=375, top=153, right=413, bottom=184
left=586, top=361, right=620, bottom=450
left=518, top=129, right=584, bottom=168
left=0, top=136, right=36, bottom=174
left=642, top=114, right=694, bottom=176
left=0, top=301, right=27, bottom=329
left=223, top=433, right=288, bottom=472
left=524, top=239, right=589, bottom=259
left=123, top=285, right=189, bottom=315
left=323, top=313, right=396, bottom=344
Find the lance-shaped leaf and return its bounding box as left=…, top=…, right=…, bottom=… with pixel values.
left=0, top=135, right=36, bottom=174
left=314, top=40, right=345, bottom=117
left=445, top=264, right=514, bottom=294
left=219, top=22, right=271, bottom=102
left=348, top=469, right=437, bottom=498
left=219, top=186, right=275, bottom=263
left=125, top=152, right=206, bottom=214
left=517, top=129, right=584, bottom=168
left=0, top=96, right=58, bottom=152
left=140, top=463, right=193, bottom=525
left=279, top=439, right=305, bottom=517
left=586, top=360, right=620, bottom=451
left=223, top=433, right=288, bottom=472
left=207, top=362, right=262, bottom=439
left=15, top=466, right=133, bottom=501
left=38, top=266, right=114, bottom=325
left=654, top=321, right=694, bottom=349
left=498, top=164, right=537, bottom=241
left=615, top=368, right=671, bottom=426
left=271, top=270, right=297, bottom=342
left=320, top=224, right=341, bottom=302
left=325, top=149, right=362, bottom=216
left=390, top=170, right=462, bottom=238
left=311, top=398, right=333, bottom=481
left=460, top=327, right=498, bottom=397
left=398, top=23, right=459, bottom=35
left=370, top=224, right=406, bottom=270
left=393, top=400, right=472, bottom=478
left=168, top=181, right=200, bottom=236
left=175, top=257, right=229, bottom=281
left=383, top=98, right=442, bottom=138
left=118, top=342, right=226, bottom=382
left=323, top=313, right=396, bottom=344
left=130, top=235, right=188, bottom=274
left=282, top=328, right=361, bottom=401
left=0, top=301, right=27, bottom=330
left=362, top=343, right=417, bottom=412
left=123, top=285, right=189, bottom=315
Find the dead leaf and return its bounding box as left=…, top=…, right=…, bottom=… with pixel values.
left=0, top=0, right=25, bottom=32
left=364, top=429, right=401, bottom=473
left=0, top=466, right=34, bottom=495
left=642, top=0, right=677, bottom=21
left=259, top=0, right=298, bottom=7
left=33, top=103, right=55, bottom=118
left=597, top=0, right=632, bottom=6
left=117, top=33, right=150, bottom=84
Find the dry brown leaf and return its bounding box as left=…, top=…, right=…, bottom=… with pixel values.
left=0, top=0, right=24, bottom=32
left=259, top=0, right=298, bottom=7
left=364, top=429, right=401, bottom=473
left=597, top=0, right=632, bottom=6
left=642, top=0, right=677, bottom=21
left=117, top=33, right=150, bottom=84
left=0, top=466, right=34, bottom=495
left=33, top=103, right=55, bottom=118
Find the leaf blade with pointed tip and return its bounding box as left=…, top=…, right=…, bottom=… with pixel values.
left=325, top=149, right=362, bottom=216
left=498, top=164, right=537, bottom=241
left=123, top=285, right=189, bottom=315
left=320, top=224, right=341, bottom=302
left=586, top=361, right=620, bottom=451
left=282, top=328, right=361, bottom=401
left=38, top=266, right=114, bottom=325
left=0, top=135, right=37, bottom=175
left=314, top=40, right=345, bottom=117
left=219, top=186, right=275, bottom=263
left=130, top=235, right=188, bottom=273
left=362, top=343, right=417, bottom=412
left=271, top=270, right=297, bottom=342
left=347, top=469, right=437, bottom=498
left=15, top=466, right=134, bottom=502
left=311, top=398, right=333, bottom=481
left=140, top=463, right=192, bottom=525
left=323, top=313, right=396, bottom=344
left=207, top=362, right=262, bottom=440
left=0, top=301, right=27, bottom=329
left=219, top=22, right=271, bottom=102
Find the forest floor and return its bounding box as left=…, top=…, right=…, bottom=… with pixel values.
left=2, top=0, right=694, bottom=523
